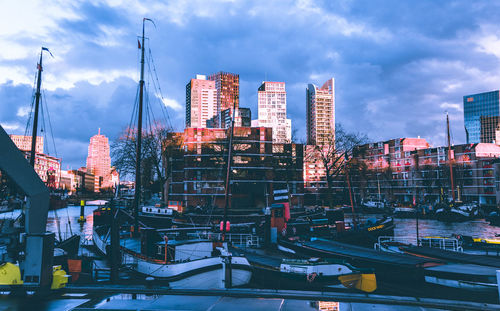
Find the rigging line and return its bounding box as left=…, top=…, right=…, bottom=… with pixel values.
left=126, top=85, right=141, bottom=144
left=146, top=48, right=171, bottom=129
left=148, top=47, right=173, bottom=129
left=24, top=71, right=39, bottom=137
left=39, top=94, right=48, bottom=154
left=42, top=89, right=58, bottom=158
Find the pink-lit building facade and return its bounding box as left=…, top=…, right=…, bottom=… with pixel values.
left=9, top=135, right=43, bottom=154
left=352, top=139, right=500, bottom=206
left=306, top=78, right=335, bottom=146
left=252, top=82, right=291, bottom=143
left=86, top=129, right=112, bottom=190
left=8, top=134, right=61, bottom=188
left=303, top=137, right=500, bottom=206
left=185, top=75, right=217, bottom=128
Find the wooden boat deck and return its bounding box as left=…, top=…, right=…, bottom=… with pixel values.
left=403, top=246, right=500, bottom=268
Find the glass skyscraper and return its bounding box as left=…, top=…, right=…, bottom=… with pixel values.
left=463, top=90, right=500, bottom=143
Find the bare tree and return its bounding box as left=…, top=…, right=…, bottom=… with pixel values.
left=111, top=125, right=173, bottom=198
left=305, top=124, right=369, bottom=209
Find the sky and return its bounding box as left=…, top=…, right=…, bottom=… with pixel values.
left=2, top=0, right=500, bottom=170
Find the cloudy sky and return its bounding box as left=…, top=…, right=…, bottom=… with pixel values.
left=2, top=0, right=500, bottom=169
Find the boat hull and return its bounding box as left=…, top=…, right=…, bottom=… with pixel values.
left=122, top=251, right=252, bottom=289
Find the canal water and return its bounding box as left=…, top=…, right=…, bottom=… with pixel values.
left=2, top=205, right=500, bottom=243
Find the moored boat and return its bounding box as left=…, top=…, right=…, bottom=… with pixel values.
left=237, top=247, right=376, bottom=292
left=424, top=263, right=498, bottom=293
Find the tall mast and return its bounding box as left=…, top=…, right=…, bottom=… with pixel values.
left=222, top=96, right=237, bottom=241
left=447, top=113, right=456, bottom=201
left=134, top=18, right=151, bottom=234
left=29, top=49, right=44, bottom=167
left=344, top=152, right=357, bottom=226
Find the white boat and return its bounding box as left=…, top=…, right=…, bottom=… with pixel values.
left=92, top=225, right=252, bottom=289
left=361, top=200, right=385, bottom=210
left=435, top=203, right=478, bottom=222
left=86, top=200, right=109, bottom=206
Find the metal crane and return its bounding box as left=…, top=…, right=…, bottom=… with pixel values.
left=0, top=124, right=65, bottom=290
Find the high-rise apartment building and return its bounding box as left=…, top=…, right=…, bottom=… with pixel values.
left=208, top=71, right=239, bottom=114
left=306, top=78, right=335, bottom=145
left=254, top=81, right=291, bottom=143
left=9, top=134, right=43, bottom=153
left=464, top=90, right=500, bottom=144
left=186, top=75, right=217, bottom=128
left=86, top=128, right=112, bottom=189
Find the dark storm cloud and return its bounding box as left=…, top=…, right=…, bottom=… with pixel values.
left=2, top=0, right=500, bottom=168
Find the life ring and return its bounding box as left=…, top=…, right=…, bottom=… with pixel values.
left=306, top=272, right=317, bottom=283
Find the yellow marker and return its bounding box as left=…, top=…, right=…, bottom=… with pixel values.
left=78, top=200, right=86, bottom=223
left=51, top=265, right=68, bottom=289
left=338, top=273, right=377, bottom=293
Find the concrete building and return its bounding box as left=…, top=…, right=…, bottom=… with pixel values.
left=186, top=75, right=218, bottom=128
left=464, top=90, right=500, bottom=143
left=306, top=78, right=335, bottom=146
left=254, top=82, right=291, bottom=143
left=207, top=71, right=239, bottom=114
left=86, top=129, right=112, bottom=190
left=165, top=127, right=304, bottom=210
left=9, top=135, right=43, bottom=153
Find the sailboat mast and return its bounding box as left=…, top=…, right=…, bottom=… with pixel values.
left=30, top=49, right=44, bottom=167
left=344, top=152, right=357, bottom=226
left=447, top=113, right=456, bottom=201
left=222, top=96, right=237, bottom=241
left=134, top=19, right=147, bottom=234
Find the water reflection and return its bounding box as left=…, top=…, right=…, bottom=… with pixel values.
left=0, top=205, right=95, bottom=242
left=345, top=213, right=500, bottom=241
left=2, top=207, right=500, bottom=244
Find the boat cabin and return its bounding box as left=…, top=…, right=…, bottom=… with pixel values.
left=141, top=204, right=174, bottom=216
left=156, top=239, right=218, bottom=263
left=270, top=203, right=290, bottom=233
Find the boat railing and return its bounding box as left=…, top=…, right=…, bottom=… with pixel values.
left=420, top=237, right=463, bottom=252
left=374, top=236, right=463, bottom=252
left=184, top=232, right=261, bottom=248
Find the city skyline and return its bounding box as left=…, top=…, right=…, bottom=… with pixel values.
left=2, top=1, right=500, bottom=168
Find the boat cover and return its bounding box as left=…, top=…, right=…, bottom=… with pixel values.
left=301, top=239, right=442, bottom=268
left=403, top=246, right=500, bottom=268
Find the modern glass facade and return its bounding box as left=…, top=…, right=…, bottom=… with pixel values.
left=463, top=90, right=500, bottom=143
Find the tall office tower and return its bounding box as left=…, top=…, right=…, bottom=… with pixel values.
left=208, top=71, right=239, bottom=114
left=86, top=128, right=111, bottom=188
left=255, top=81, right=291, bottom=143
left=464, top=90, right=500, bottom=143
left=306, top=78, right=335, bottom=145
left=186, top=75, right=217, bottom=128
